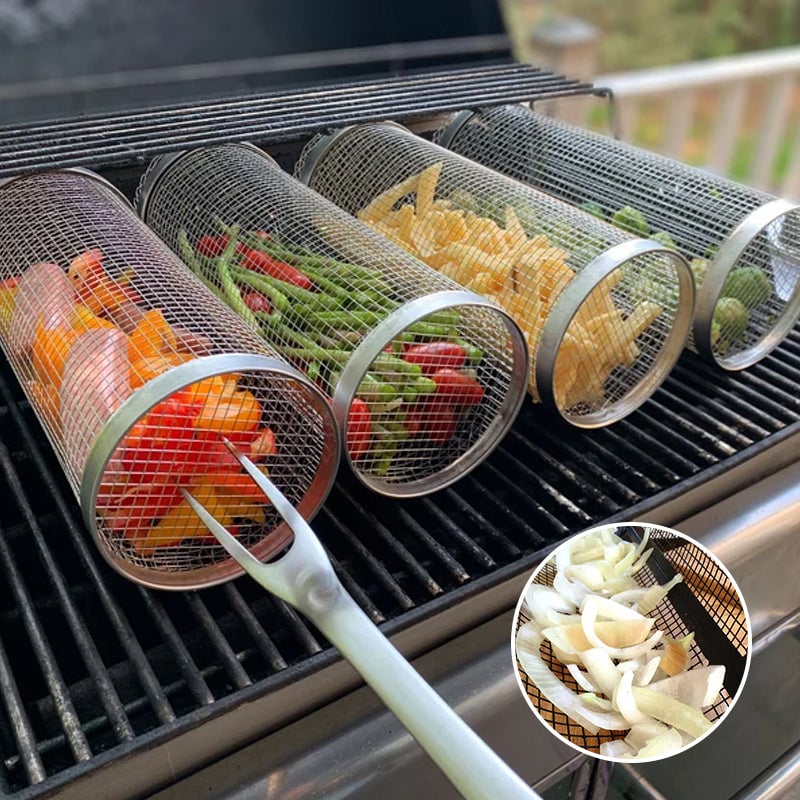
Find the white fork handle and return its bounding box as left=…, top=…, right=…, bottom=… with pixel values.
left=184, top=457, right=540, bottom=800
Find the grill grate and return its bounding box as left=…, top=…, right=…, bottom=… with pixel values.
left=0, top=322, right=798, bottom=794
left=0, top=64, right=599, bottom=179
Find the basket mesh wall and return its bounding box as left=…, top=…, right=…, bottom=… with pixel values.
left=297, top=122, right=693, bottom=427
left=440, top=105, right=800, bottom=368
left=137, top=144, right=527, bottom=496
left=0, top=170, right=337, bottom=583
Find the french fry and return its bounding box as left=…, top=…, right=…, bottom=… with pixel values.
left=356, top=167, right=663, bottom=412
left=415, top=163, right=442, bottom=220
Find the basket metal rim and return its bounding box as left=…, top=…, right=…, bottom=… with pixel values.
left=435, top=109, right=478, bottom=151
left=536, top=239, right=695, bottom=428
left=694, top=197, right=800, bottom=370
left=135, top=142, right=279, bottom=221
left=294, top=121, right=408, bottom=187
left=80, top=353, right=341, bottom=591
left=0, top=166, right=133, bottom=209
left=333, top=289, right=529, bottom=497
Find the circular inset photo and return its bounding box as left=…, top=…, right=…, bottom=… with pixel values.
left=512, top=523, right=751, bottom=762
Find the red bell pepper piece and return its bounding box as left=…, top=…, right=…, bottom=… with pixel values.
left=196, top=234, right=230, bottom=257
left=242, top=291, right=272, bottom=314
left=403, top=342, right=467, bottom=375
left=347, top=398, right=373, bottom=460
left=405, top=400, right=458, bottom=442
left=107, top=482, right=184, bottom=537
left=431, top=369, right=484, bottom=406
left=237, top=248, right=313, bottom=290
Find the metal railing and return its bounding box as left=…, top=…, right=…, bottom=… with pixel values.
left=590, top=47, right=800, bottom=198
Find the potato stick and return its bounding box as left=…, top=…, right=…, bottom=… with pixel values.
left=626, top=302, right=663, bottom=339
left=505, top=206, right=528, bottom=249
left=395, top=203, right=416, bottom=242
left=357, top=171, right=422, bottom=223
left=415, top=163, right=443, bottom=220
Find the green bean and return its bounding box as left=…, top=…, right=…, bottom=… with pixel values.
left=215, top=227, right=261, bottom=332
left=406, top=320, right=458, bottom=338
left=177, top=229, right=228, bottom=302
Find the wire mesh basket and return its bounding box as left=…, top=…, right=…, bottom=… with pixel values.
left=437, top=105, right=800, bottom=370
left=515, top=526, right=749, bottom=755
left=0, top=168, right=339, bottom=590
left=295, top=122, right=695, bottom=428
left=135, top=143, right=528, bottom=496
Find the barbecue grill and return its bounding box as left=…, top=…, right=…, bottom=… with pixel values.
left=0, top=55, right=799, bottom=800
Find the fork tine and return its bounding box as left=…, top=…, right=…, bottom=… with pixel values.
left=181, top=489, right=265, bottom=569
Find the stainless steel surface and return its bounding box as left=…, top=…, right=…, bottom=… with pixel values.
left=730, top=741, right=800, bottom=800
left=148, top=614, right=576, bottom=800
left=151, top=455, right=800, bottom=799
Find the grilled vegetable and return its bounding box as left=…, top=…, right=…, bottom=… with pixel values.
left=721, top=266, right=772, bottom=310
left=611, top=206, right=649, bottom=236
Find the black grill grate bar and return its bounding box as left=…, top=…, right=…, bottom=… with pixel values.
left=0, top=66, right=596, bottom=176
left=604, top=424, right=689, bottom=481
left=331, top=489, right=443, bottom=598
left=442, top=489, right=521, bottom=558
left=710, top=372, right=798, bottom=424
left=637, top=396, right=739, bottom=456
left=492, top=449, right=594, bottom=523
left=635, top=407, right=721, bottom=466
left=137, top=590, right=214, bottom=707
left=0, top=445, right=136, bottom=743
left=0, top=641, right=44, bottom=787
left=392, top=506, right=471, bottom=585
left=2, top=69, right=581, bottom=156
left=418, top=497, right=497, bottom=569
left=669, top=367, right=786, bottom=431
left=184, top=596, right=252, bottom=690
left=507, top=429, right=619, bottom=512
left=479, top=461, right=578, bottom=533
left=459, top=476, right=549, bottom=546
left=746, top=365, right=800, bottom=416
left=0, top=379, right=177, bottom=727
left=268, top=598, right=323, bottom=656
left=0, top=64, right=565, bottom=139
left=318, top=505, right=411, bottom=614
left=536, top=428, right=640, bottom=504
left=658, top=375, right=767, bottom=443
left=329, top=554, right=385, bottom=625
left=0, top=447, right=91, bottom=763
left=222, top=585, right=287, bottom=673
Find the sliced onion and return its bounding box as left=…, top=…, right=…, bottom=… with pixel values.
left=633, top=656, right=662, bottom=687
left=566, top=564, right=605, bottom=590
left=610, top=588, right=649, bottom=605
left=580, top=597, right=654, bottom=653
left=637, top=574, right=683, bottom=615
left=613, top=670, right=648, bottom=725
left=515, top=623, right=630, bottom=733
left=567, top=663, right=598, bottom=693
left=600, top=740, right=634, bottom=759
left=634, top=528, right=651, bottom=558
left=613, top=544, right=638, bottom=575
left=572, top=546, right=605, bottom=564
left=581, top=648, right=622, bottom=697
left=625, top=720, right=670, bottom=751
left=581, top=595, right=645, bottom=621
left=631, top=687, right=713, bottom=738
left=646, top=665, right=725, bottom=708
left=554, top=571, right=591, bottom=607
left=635, top=727, right=683, bottom=759
left=580, top=692, right=613, bottom=710
left=630, top=548, right=653, bottom=575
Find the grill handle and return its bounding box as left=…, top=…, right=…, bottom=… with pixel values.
left=184, top=445, right=541, bottom=800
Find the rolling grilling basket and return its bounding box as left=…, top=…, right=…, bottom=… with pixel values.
left=0, top=168, right=339, bottom=589
left=136, top=142, right=528, bottom=496
left=437, top=104, right=800, bottom=370
left=295, top=121, right=695, bottom=428
left=516, top=526, right=749, bottom=755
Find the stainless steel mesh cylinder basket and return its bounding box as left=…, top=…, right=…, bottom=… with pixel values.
left=0, top=169, right=339, bottom=590
left=296, top=122, right=694, bottom=428
left=437, top=104, right=800, bottom=370
left=136, top=143, right=528, bottom=496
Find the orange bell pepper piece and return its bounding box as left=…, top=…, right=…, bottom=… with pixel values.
left=69, top=249, right=141, bottom=315
left=202, top=466, right=271, bottom=502
left=129, top=309, right=177, bottom=363
left=194, top=388, right=261, bottom=436
left=27, top=380, right=61, bottom=436
left=30, top=323, right=81, bottom=389
left=0, top=285, right=18, bottom=338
